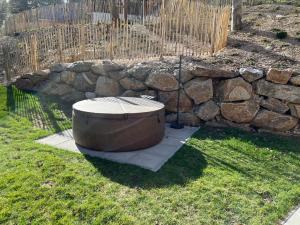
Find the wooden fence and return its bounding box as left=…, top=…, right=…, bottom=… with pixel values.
left=2, top=0, right=231, bottom=77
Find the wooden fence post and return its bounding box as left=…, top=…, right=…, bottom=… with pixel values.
left=231, top=0, right=242, bottom=31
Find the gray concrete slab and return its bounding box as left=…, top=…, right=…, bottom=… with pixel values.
left=282, top=205, right=300, bottom=225
left=36, top=124, right=199, bottom=172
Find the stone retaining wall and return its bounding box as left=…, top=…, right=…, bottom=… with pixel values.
left=15, top=59, right=300, bottom=136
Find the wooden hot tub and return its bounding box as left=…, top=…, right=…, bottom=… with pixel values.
left=72, top=97, right=165, bottom=152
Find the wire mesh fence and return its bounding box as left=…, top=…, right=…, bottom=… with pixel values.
left=2, top=0, right=231, bottom=78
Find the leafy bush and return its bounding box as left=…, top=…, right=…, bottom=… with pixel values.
left=271, top=28, right=288, bottom=39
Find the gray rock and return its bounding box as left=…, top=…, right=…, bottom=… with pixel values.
left=50, top=63, right=66, bottom=73
left=239, top=67, right=264, bottom=82
left=252, top=110, right=298, bottom=131
left=121, top=90, right=141, bottom=97
left=73, top=72, right=97, bottom=92
left=15, top=77, right=34, bottom=91
left=290, top=76, right=300, bottom=86
left=191, top=66, right=237, bottom=78
left=102, top=61, right=125, bottom=72
left=254, top=79, right=300, bottom=104
left=121, top=90, right=157, bottom=99
left=60, top=71, right=76, bottom=85
left=145, top=72, right=179, bottom=91
left=95, top=76, right=122, bottom=97
left=288, top=103, right=300, bottom=118
left=219, top=118, right=253, bottom=132
left=266, top=68, right=293, bottom=84
left=61, top=90, right=85, bottom=102
left=119, top=77, right=146, bottom=91
left=174, top=69, right=194, bottom=83
left=127, top=64, right=152, bottom=81
left=260, top=97, right=289, bottom=114
left=140, top=90, right=157, bottom=100
left=108, top=71, right=127, bottom=81
left=184, top=78, right=213, bottom=104
left=49, top=72, right=61, bottom=83
left=166, top=112, right=201, bottom=127
left=40, top=83, right=73, bottom=96
left=22, top=69, right=50, bottom=86
left=196, top=100, right=220, bottom=121
left=33, top=69, right=51, bottom=79
left=90, top=63, right=105, bottom=75
left=67, top=61, right=94, bottom=73
left=85, top=92, right=96, bottom=99
left=158, top=90, right=193, bottom=112
left=220, top=100, right=259, bottom=123
left=218, top=77, right=252, bottom=102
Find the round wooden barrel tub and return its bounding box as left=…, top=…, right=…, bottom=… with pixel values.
left=72, top=97, right=165, bottom=152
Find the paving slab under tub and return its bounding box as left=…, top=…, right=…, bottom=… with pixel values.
left=36, top=124, right=199, bottom=172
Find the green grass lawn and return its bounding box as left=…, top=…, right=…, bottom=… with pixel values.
left=0, top=85, right=300, bottom=225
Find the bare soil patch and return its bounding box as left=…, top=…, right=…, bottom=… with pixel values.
left=200, top=4, right=300, bottom=72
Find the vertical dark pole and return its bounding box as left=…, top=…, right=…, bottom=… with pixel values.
left=170, top=55, right=184, bottom=129
left=176, top=55, right=182, bottom=124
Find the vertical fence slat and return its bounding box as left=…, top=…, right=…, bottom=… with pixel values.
left=2, top=0, right=231, bottom=76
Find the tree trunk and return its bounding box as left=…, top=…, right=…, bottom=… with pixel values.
left=231, top=0, right=242, bottom=31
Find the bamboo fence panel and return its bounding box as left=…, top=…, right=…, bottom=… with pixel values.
left=2, top=0, right=231, bottom=77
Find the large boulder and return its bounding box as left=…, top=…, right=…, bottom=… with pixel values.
left=122, top=90, right=157, bottom=99
left=17, top=70, right=50, bottom=90
left=49, top=72, right=61, bottom=83
left=288, top=103, right=300, bottom=118
left=145, top=72, right=179, bottom=91
left=32, top=69, right=51, bottom=83
left=108, top=71, right=128, bottom=81
left=15, top=77, right=34, bottom=91
left=127, top=64, right=152, bottom=81
left=85, top=92, right=96, bottom=99
left=290, top=76, right=300, bottom=86
left=254, top=79, right=300, bottom=104
left=60, top=71, right=76, bottom=85
left=195, top=100, right=220, bottom=121
left=218, top=77, right=252, bottom=102
left=158, top=90, right=193, bottom=112
left=67, top=61, right=93, bottom=73
left=184, top=78, right=213, bottom=104
left=266, top=68, right=292, bottom=84
left=260, top=97, right=289, bottom=114
left=239, top=67, right=264, bottom=82
left=90, top=63, right=105, bottom=75
left=174, top=69, right=194, bottom=83
left=220, top=100, right=259, bottom=123
left=40, top=83, right=73, bottom=96
left=61, top=89, right=85, bottom=102
left=191, top=66, right=237, bottom=78
left=95, top=76, right=122, bottom=97
left=166, top=112, right=201, bottom=127
left=73, top=72, right=97, bottom=92
left=102, top=61, right=125, bottom=72
left=252, top=110, right=298, bottom=131
left=50, top=63, right=67, bottom=73
left=119, top=77, right=146, bottom=91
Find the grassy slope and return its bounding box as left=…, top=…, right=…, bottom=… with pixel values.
left=0, top=85, right=300, bottom=225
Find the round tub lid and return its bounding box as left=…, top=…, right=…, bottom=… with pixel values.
left=72, top=97, right=165, bottom=119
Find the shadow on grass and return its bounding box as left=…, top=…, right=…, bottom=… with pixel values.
left=84, top=144, right=207, bottom=189
left=6, top=85, right=72, bottom=132
left=83, top=125, right=300, bottom=188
